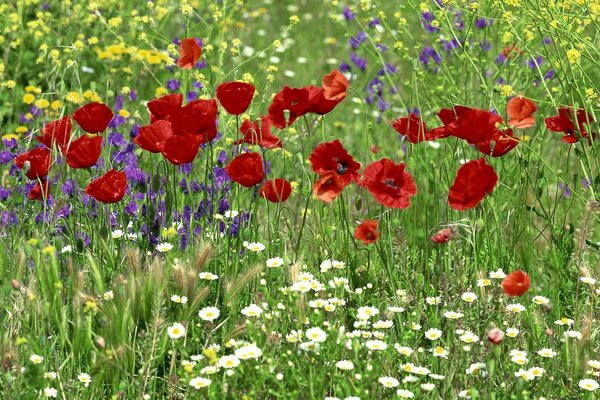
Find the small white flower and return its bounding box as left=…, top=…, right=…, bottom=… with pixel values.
left=426, top=296, right=441, bottom=305
left=532, top=295, right=550, bottom=305
left=44, top=372, right=57, bottom=380
left=579, top=378, right=599, bottom=391
left=77, top=373, right=92, bottom=387
left=506, top=328, right=519, bottom=338
left=198, top=272, right=219, bottom=280
left=103, top=290, right=114, bottom=300
left=425, top=328, right=442, bottom=340
left=61, top=245, right=72, bottom=253
left=336, top=360, right=354, bottom=370
left=243, top=241, right=265, bottom=252
left=30, top=354, right=43, bottom=364
left=198, top=307, right=220, bottom=322
left=305, top=327, right=327, bottom=343
left=489, top=269, right=507, bottom=279
left=234, top=344, right=263, bottom=360
left=170, top=295, right=188, bottom=304
left=588, top=360, right=600, bottom=369
left=189, top=376, right=212, bottom=389
left=266, top=257, right=284, bottom=268
left=443, top=311, right=464, bottom=320
left=459, top=331, right=479, bottom=344
left=506, top=303, right=526, bottom=313
left=241, top=304, right=263, bottom=317
left=565, top=330, right=582, bottom=340
left=217, top=355, right=240, bottom=369
left=365, top=340, right=387, bottom=351
left=378, top=376, right=399, bottom=388
left=112, top=229, right=124, bottom=239
left=167, top=323, right=186, bottom=339
left=432, top=346, right=448, bottom=358
left=580, top=276, right=597, bottom=285
left=156, top=242, right=173, bottom=253
left=43, top=387, right=58, bottom=398
left=461, top=292, right=477, bottom=303
left=537, top=348, right=556, bottom=358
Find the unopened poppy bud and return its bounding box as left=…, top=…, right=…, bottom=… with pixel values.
left=487, top=328, right=504, bottom=344
left=95, top=336, right=106, bottom=348
left=11, top=279, right=20, bottom=290
left=545, top=328, right=553, bottom=336
left=431, top=228, right=453, bottom=243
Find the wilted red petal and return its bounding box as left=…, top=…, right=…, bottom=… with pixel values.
left=235, top=116, right=282, bottom=149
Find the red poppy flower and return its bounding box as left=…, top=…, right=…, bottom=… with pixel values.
left=29, top=179, right=49, bottom=201
left=304, top=85, right=343, bottom=115
left=225, top=152, right=265, bottom=187
left=431, top=228, right=453, bottom=243
left=354, top=220, right=379, bottom=245
left=312, top=171, right=344, bottom=203
left=158, top=133, right=202, bottom=165
left=15, top=148, right=51, bottom=180
left=309, top=140, right=361, bottom=186
left=167, top=99, right=218, bottom=143
left=361, top=158, right=417, bottom=209
left=259, top=179, right=292, bottom=203
left=322, top=69, right=349, bottom=102
left=37, top=116, right=72, bottom=150
left=267, top=86, right=310, bottom=129
left=545, top=107, right=595, bottom=144
left=392, top=113, right=449, bottom=143
left=448, top=158, right=498, bottom=210
left=134, top=120, right=174, bottom=153
left=65, top=135, right=103, bottom=169
left=85, top=169, right=127, bottom=203
left=148, top=94, right=183, bottom=121
left=501, top=270, right=530, bottom=296
left=235, top=116, right=282, bottom=149
left=72, top=102, right=114, bottom=133
left=440, top=106, right=503, bottom=144
left=216, top=81, right=256, bottom=115
left=476, top=128, right=519, bottom=157
left=507, top=96, right=537, bottom=129
left=177, top=38, right=202, bottom=69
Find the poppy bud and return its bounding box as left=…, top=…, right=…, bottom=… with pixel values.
left=487, top=328, right=504, bottom=344
left=431, top=228, right=453, bottom=243
left=11, top=279, right=20, bottom=290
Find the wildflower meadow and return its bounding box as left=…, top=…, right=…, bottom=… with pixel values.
left=2, top=0, right=600, bottom=398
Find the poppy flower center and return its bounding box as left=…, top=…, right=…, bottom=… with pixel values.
left=366, top=231, right=374, bottom=239
left=384, top=178, right=398, bottom=190
left=334, top=159, right=348, bottom=175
